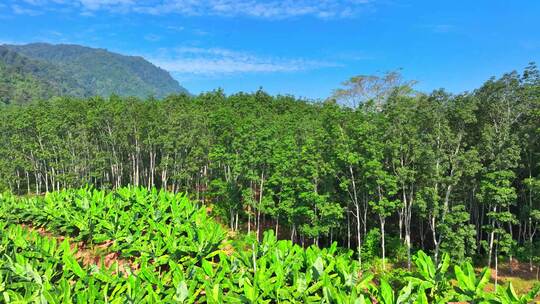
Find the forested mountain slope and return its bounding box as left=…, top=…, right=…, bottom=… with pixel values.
left=0, top=46, right=81, bottom=104
left=0, top=43, right=187, bottom=104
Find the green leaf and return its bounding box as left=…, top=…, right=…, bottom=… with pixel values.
left=438, top=253, right=450, bottom=274
left=415, top=286, right=428, bottom=304
left=61, top=240, right=86, bottom=279
left=475, top=267, right=491, bottom=293
left=380, top=279, right=394, bottom=304
left=454, top=265, right=473, bottom=291
left=312, top=257, right=324, bottom=279
left=202, top=260, right=214, bottom=277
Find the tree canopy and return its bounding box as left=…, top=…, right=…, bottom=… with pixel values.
left=1, top=64, right=539, bottom=271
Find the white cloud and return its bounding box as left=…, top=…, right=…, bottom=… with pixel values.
left=136, top=0, right=372, bottom=19
left=12, top=4, right=42, bottom=15
left=149, top=47, right=339, bottom=75
left=13, top=0, right=373, bottom=19
left=144, top=33, right=161, bottom=41
left=0, top=39, right=22, bottom=45
left=78, top=0, right=134, bottom=10
left=165, top=25, right=185, bottom=32
left=421, top=24, right=456, bottom=34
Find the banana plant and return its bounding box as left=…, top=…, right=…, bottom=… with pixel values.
left=1, top=188, right=538, bottom=303
left=368, top=278, right=417, bottom=304
left=406, top=250, right=453, bottom=303
left=494, top=282, right=540, bottom=304
left=452, top=263, right=492, bottom=303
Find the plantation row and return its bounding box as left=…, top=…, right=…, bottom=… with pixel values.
left=0, top=188, right=538, bottom=303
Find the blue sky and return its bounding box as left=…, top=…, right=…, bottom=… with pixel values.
left=1, top=1, right=539, bottom=99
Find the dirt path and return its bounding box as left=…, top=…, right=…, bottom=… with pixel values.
left=19, top=223, right=137, bottom=275
left=483, top=261, right=540, bottom=300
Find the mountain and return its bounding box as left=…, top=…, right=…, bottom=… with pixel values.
left=0, top=46, right=92, bottom=104
left=0, top=43, right=187, bottom=104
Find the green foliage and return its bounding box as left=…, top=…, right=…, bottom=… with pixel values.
left=361, top=228, right=381, bottom=262
left=0, top=190, right=538, bottom=303
left=0, top=43, right=187, bottom=104
left=0, top=188, right=373, bottom=302
left=438, top=205, right=477, bottom=262
left=407, top=251, right=453, bottom=303
left=385, top=236, right=408, bottom=263
left=0, top=63, right=539, bottom=293
left=453, top=263, right=492, bottom=302
left=0, top=47, right=60, bottom=104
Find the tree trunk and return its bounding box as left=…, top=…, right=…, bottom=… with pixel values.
left=530, top=233, right=534, bottom=272
left=380, top=216, right=386, bottom=271
left=347, top=209, right=351, bottom=249
left=488, top=228, right=495, bottom=268
left=432, top=216, right=439, bottom=264
left=275, top=216, right=279, bottom=237
left=256, top=208, right=261, bottom=241
left=25, top=170, right=30, bottom=194
left=399, top=211, right=403, bottom=240
left=356, top=203, right=362, bottom=267
left=248, top=204, right=251, bottom=234
left=257, top=171, right=265, bottom=241
left=488, top=206, right=497, bottom=267
left=15, top=170, right=20, bottom=193
left=495, top=238, right=499, bottom=289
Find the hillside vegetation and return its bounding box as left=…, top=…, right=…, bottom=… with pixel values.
left=0, top=43, right=187, bottom=104
left=0, top=46, right=83, bottom=104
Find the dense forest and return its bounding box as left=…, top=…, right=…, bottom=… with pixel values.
left=1, top=64, right=539, bottom=273
left=0, top=43, right=187, bottom=104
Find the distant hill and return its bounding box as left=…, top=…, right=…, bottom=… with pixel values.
left=0, top=43, right=188, bottom=104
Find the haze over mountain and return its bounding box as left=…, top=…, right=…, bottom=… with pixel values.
left=0, top=43, right=188, bottom=104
